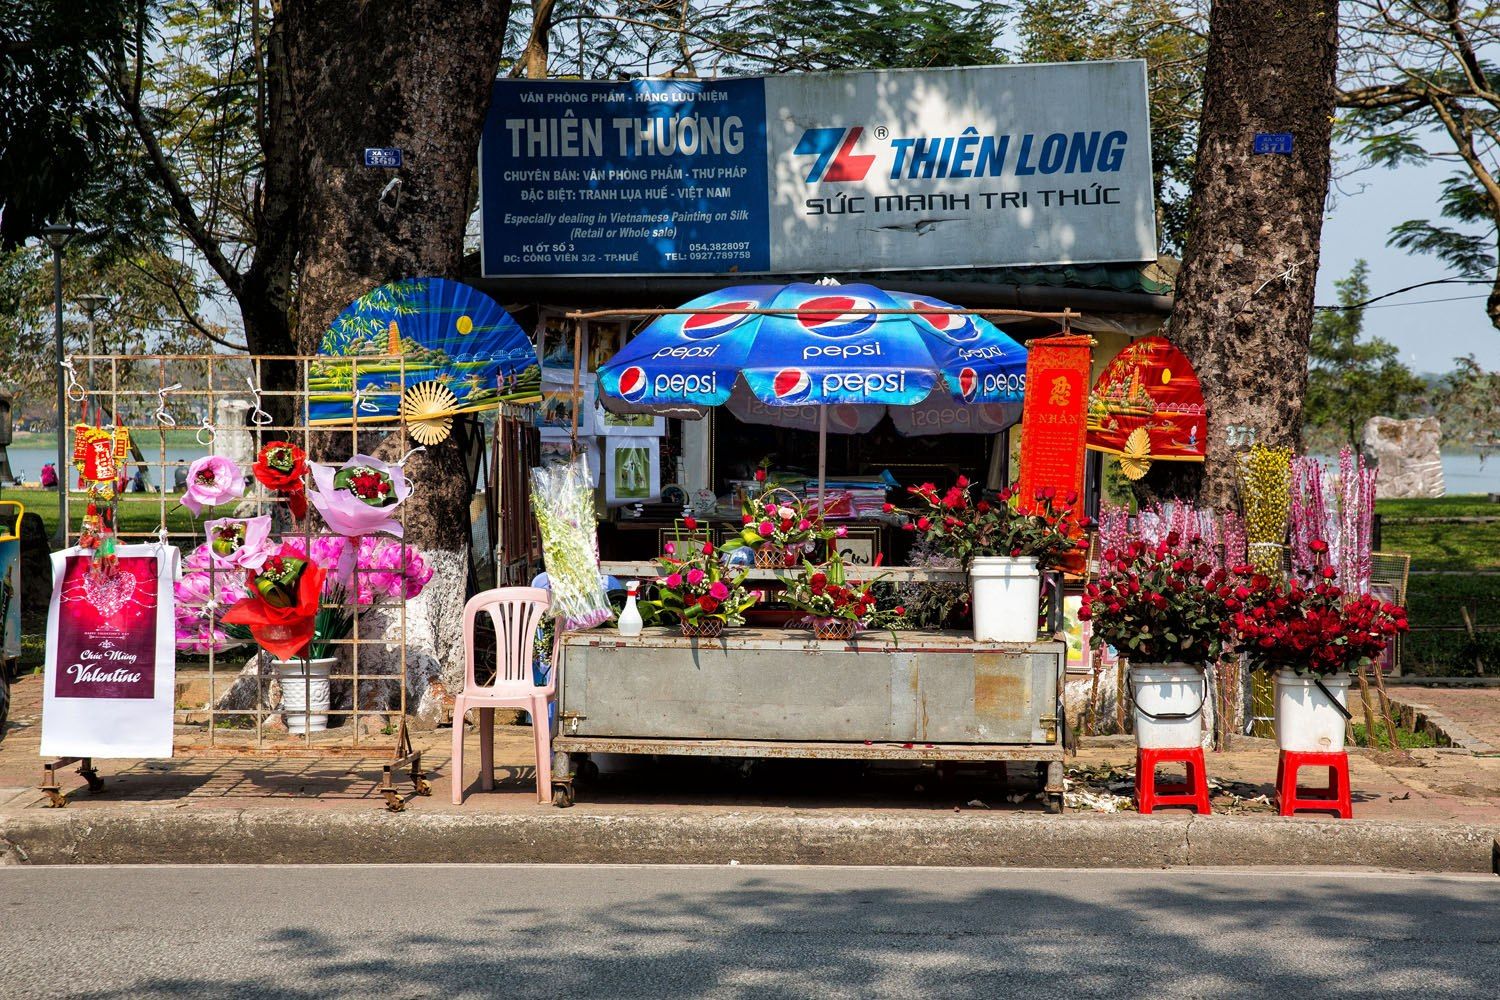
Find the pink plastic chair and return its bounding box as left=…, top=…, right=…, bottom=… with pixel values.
left=452, top=587, right=556, bottom=805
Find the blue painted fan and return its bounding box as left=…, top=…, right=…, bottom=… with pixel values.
left=308, top=277, right=539, bottom=443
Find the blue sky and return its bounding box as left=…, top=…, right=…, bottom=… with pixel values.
left=1316, top=147, right=1499, bottom=374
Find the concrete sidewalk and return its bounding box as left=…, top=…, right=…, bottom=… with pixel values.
left=3, top=672, right=1499, bottom=872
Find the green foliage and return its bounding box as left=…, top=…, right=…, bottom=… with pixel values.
left=0, top=0, right=137, bottom=247
left=1017, top=0, right=1203, bottom=255
left=1303, top=259, right=1425, bottom=453
left=1338, top=3, right=1500, bottom=329
left=1431, top=355, right=1500, bottom=461
left=1351, top=721, right=1437, bottom=751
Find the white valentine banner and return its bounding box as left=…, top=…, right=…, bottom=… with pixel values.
left=41, top=545, right=179, bottom=758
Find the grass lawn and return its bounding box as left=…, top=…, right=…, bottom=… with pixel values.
left=1377, top=495, right=1500, bottom=676
left=0, top=485, right=202, bottom=543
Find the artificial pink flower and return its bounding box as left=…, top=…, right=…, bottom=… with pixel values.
left=686, top=568, right=705, bottom=586
left=203, top=515, right=274, bottom=571
left=708, top=580, right=729, bottom=600
left=759, top=520, right=774, bottom=536
left=664, top=572, right=683, bottom=588
left=835, top=526, right=848, bottom=538
left=664, top=541, right=676, bottom=555
left=182, top=455, right=245, bottom=517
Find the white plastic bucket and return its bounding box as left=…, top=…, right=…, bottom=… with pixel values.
left=970, top=556, right=1041, bottom=643
left=1275, top=671, right=1350, bottom=752
left=1128, top=664, right=1206, bottom=748
left=276, top=657, right=335, bottom=733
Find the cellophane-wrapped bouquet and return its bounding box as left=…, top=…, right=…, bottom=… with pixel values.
left=530, top=454, right=612, bottom=629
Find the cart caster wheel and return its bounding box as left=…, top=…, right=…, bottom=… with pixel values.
left=83, top=773, right=105, bottom=793
left=44, top=791, right=66, bottom=808
left=552, top=783, right=575, bottom=808
left=414, top=777, right=432, bottom=797
left=1045, top=794, right=1065, bottom=815
left=576, top=759, right=600, bottom=784
left=383, top=791, right=406, bottom=812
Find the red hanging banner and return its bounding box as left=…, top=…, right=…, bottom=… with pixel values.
left=1016, top=334, right=1093, bottom=521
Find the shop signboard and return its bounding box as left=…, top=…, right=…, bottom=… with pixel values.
left=480, top=61, right=1156, bottom=278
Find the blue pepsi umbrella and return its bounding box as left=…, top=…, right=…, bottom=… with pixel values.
left=597, top=282, right=1029, bottom=505
left=598, top=282, right=1027, bottom=410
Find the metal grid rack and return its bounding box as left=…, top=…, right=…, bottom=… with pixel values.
left=42, top=353, right=431, bottom=810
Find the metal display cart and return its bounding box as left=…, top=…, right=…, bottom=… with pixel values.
left=551, top=563, right=1067, bottom=811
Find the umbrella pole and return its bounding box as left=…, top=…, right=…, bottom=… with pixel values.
left=817, top=406, right=828, bottom=517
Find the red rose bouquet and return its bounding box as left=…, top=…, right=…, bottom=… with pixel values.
left=893, top=479, right=1087, bottom=570
left=253, top=441, right=309, bottom=519
left=1081, top=530, right=1233, bottom=663
left=1230, top=540, right=1408, bottom=676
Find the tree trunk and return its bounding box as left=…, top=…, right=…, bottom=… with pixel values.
left=1151, top=1, right=1339, bottom=508
left=522, top=0, right=557, bottom=79
left=281, top=0, right=514, bottom=722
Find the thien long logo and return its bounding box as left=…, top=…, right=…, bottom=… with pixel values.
left=793, top=127, right=876, bottom=183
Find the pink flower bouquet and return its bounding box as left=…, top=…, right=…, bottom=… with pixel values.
left=203, top=515, right=274, bottom=571
left=182, top=455, right=246, bottom=517
left=309, top=455, right=411, bottom=538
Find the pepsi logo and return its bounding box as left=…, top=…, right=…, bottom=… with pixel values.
left=772, top=367, right=812, bottom=404
left=797, top=295, right=878, bottom=339
left=618, top=366, right=649, bottom=403
left=912, top=301, right=980, bottom=342
left=957, top=367, right=979, bottom=402
left=682, top=301, right=756, bottom=340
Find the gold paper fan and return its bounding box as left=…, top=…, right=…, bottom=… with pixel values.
left=1120, top=426, right=1153, bottom=480
left=401, top=381, right=458, bottom=445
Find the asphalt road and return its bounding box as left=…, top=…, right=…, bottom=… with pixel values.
left=1, top=865, right=1496, bottom=999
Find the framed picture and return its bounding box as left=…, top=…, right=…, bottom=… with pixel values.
left=832, top=525, right=881, bottom=567
left=539, top=436, right=600, bottom=485
left=587, top=320, right=627, bottom=372
left=604, top=438, right=661, bottom=506
left=537, top=311, right=575, bottom=369
left=596, top=400, right=664, bottom=437
left=539, top=369, right=594, bottom=435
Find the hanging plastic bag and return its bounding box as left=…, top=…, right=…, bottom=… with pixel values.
left=530, top=454, right=612, bottom=630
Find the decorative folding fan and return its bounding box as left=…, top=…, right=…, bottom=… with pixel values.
left=1120, top=427, right=1152, bottom=480
left=401, top=382, right=459, bottom=445
left=309, top=277, right=539, bottom=429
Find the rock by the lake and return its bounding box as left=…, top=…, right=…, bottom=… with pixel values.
left=1363, top=415, right=1444, bottom=499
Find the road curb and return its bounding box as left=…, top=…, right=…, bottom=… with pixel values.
left=1, top=808, right=1495, bottom=872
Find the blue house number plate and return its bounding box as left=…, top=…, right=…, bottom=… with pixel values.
left=363, top=147, right=403, bottom=168
left=1253, top=133, right=1294, bottom=155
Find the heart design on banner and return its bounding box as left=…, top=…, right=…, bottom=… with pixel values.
left=83, top=569, right=136, bottom=620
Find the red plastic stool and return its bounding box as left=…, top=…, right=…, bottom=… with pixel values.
left=1276, top=750, right=1353, bottom=818
left=1135, top=746, right=1212, bottom=815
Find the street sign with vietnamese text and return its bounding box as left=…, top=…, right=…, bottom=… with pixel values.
left=479, top=62, right=1158, bottom=278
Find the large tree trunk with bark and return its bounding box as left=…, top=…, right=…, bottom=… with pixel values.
left=281, top=0, right=514, bottom=723
left=1146, top=1, right=1339, bottom=508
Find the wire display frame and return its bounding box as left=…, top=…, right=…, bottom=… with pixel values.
left=42, top=353, right=432, bottom=811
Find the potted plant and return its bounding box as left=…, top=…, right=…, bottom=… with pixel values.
left=645, top=523, right=758, bottom=638
left=177, top=529, right=433, bottom=732
left=1080, top=531, right=1233, bottom=748
left=780, top=551, right=893, bottom=640
left=1230, top=541, right=1408, bottom=752
left=895, top=480, right=1086, bottom=642
left=722, top=468, right=824, bottom=568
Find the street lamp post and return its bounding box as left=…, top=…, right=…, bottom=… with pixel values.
left=42, top=224, right=81, bottom=548
left=76, top=294, right=108, bottom=426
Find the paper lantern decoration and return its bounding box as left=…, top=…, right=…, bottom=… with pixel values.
left=1086, top=336, right=1206, bottom=480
